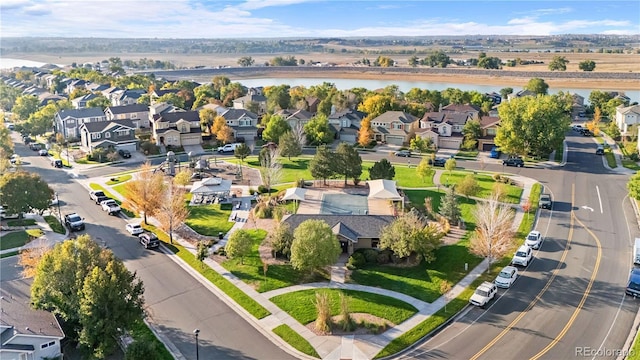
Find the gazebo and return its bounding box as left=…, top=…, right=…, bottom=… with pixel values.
left=367, top=179, right=404, bottom=209
left=190, top=177, right=232, bottom=204
left=282, top=187, right=307, bottom=211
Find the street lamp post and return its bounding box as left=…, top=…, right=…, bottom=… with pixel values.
left=193, top=328, right=200, bottom=360
left=55, top=192, right=61, bottom=223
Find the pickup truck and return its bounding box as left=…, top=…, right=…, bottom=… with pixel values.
left=100, top=199, right=121, bottom=215
left=217, top=143, right=240, bottom=153
left=89, top=190, right=106, bottom=203
left=64, top=213, right=85, bottom=231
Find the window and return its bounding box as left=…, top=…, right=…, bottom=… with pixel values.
left=105, top=132, right=111, bottom=138
left=342, top=119, right=348, bottom=127
left=487, top=128, right=496, bottom=136
left=41, top=342, right=49, bottom=349
left=116, top=130, right=129, bottom=136
left=131, top=113, right=137, bottom=118
left=393, top=123, right=402, bottom=130
left=49, top=341, right=55, bottom=346
left=240, top=119, right=252, bottom=126
left=91, top=133, right=101, bottom=140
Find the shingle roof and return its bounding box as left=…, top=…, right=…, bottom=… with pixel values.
left=153, top=89, right=179, bottom=97
left=221, top=109, right=259, bottom=121
left=479, top=116, right=501, bottom=128
left=107, top=104, right=149, bottom=115
left=233, top=93, right=267, bottom=103
left=329, top=109, right=367, bottom=121
left=372, top=111, right=418, bottom=124
left=618, top=105, right=640, bottom=115
left=442, top=104, right=481, bottom=113
left=157, top=110, right=200, bottom=123
left=81, top=119, right=135, bottom=133
left=282, top=215, right=394, bottom=241
left=57, top=107, right=105, bottom=119
left=275, top=109, right=313, bottom=121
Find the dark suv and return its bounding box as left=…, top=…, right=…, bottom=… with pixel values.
left=118, top=149, right=132, bottom=158
left=139, top=232, right=160, bottom=249
left=503, top=157, right=524, bottom=167
left=429, top=157, right=447, bottom=167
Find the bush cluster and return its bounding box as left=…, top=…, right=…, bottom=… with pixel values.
left=492, top=174, right=514, bottom=185
left=346, top=249, right=394, bottom=269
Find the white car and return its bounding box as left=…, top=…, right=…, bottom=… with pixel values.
left=495, top=266, right=518, bottom=288
left=469, top=281, right=498, bottom=307
left=126, top=223, right=144, bottom=235
left=525, top=230, right=542, bottom=249
left=512, top=244, right=533, bottom=267
left=38, top=149, right=48, bottom=156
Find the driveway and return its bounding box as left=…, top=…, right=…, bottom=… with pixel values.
left=183, top=144, right=206, bottom=155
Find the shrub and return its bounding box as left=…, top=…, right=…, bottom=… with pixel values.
left=492, top=173, right=502, bottom=182
left=362, top=249, right=379, bottom=263
left=377, top=250, right=392, bottom=264
left=339, top=293, right=356, bottom=332
left=347, top=252, right=366, bottom=269
left=272, top=206, right=286, bottom=221
left=254, top=203, right=273, bottom=219
left=353, top=178, right=361, bottom=186
left=140, top=141, right=159, bottom=155
left=125, top=340, right=157, bottom=360
left=258, top=185, right=269, bottom=193
left=314, top=292, right=331, bottom=334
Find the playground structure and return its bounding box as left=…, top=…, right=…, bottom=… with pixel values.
left=154, top=151, right=212, bottom=176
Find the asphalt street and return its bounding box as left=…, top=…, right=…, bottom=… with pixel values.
left=11, top=135, right=296, bottom=360
left=399, top=132, right=639, bottom=360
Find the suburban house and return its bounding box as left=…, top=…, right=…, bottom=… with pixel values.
left=151, top=110, right=202, bottom=147
left=219, top=108, right=260, bottom=141
left=37, top=92, right=67, bottom=106
left=616, top=104, right=640, bottom=134
left=369, top=111, right=419, bottom=145
left=441, top=103, right=481, bottom=121
left=478, top=116, right=501, bottom=151
left=282, top=214, right=394, bottom=255
left=0, top=279, right=65, bottom=360
left=54, top=107, right=107, bottom=139
left=85, top=83, right=110, bottom=93
left=416, top=111, right=469, bottom=149
left=150, top=88, right=179, bottom=101
left=328, top=108, right=367, bottom=143
left=275, top=109, right=314, bottom=130
left=71, top=93, right=99, bottom=108
left=66, top=79, right=87, bottom=94
left=105, top=104, right=150, bottom=128
left=110, top=89, right=146, bottom=106
left=609, top=91, right=631, bottom=105
left=485, top=92, right=502, bottom=105
left=305, top=96, right=320, bottom=114
left=79, top=119, right=138, bottom=153
left=507, top=89, right=537, bottom=101
left=101, top=86, right=123, bottom=103
left=232, top=89, right=267, bottom=115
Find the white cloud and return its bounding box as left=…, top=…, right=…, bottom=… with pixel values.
left=237, top=0, right=317, bottom=11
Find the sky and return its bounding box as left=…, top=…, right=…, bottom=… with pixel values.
left=1, top=0, right=639, bottom=38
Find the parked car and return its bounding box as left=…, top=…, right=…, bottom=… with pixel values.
left=495, top=266, right=519, bottom=288
left=29, top=143, right=42, bottom=151
left=139, top=232, right=160, bottom=249
left=503, top=157, right=524, bottom=167
left=126, top=223, right=144, bottom=235
left=525, top=230, right=542, bottom=250
left=89, top=190, right=106, bottom=202
left=118, top=149, right=132, bottom=158
left=64, top=213, right=85, bottom=231
left=596, top=144, right=605, bottom=155
left=489, top=147, right=501, bottom=159
left=429, top=157, right=447, bottom=167
left=626, top=267, right=640, bottom=297
left=511, top=245, right=533, bottom=267
left=38, top=149, right=48, bottom=156
left=469, top=281, right=498, bottom=307
left=217, top=143, right=241, bottom=153
left=10, top=154, right=18, bottom=164
left=572, top=124, right=583, bottom=132
left=582, top=130, right=593, bottom=137
left=539, top=194, right=552, bottom=210
left=0, top=206, right=20, bottom=219
left=394, top=150, right=411, bottom=157
left=100, top=199, right=121, bottom=215
left=51, top=159, right=63, bottom=168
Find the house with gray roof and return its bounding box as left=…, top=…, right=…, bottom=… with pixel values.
left=79, top=119, right=138, bottom=153
left=54, top=107, right=107, bottom=139
left=275, top=108, right=314, bottom=130
left=105, top=104, right=150, bottom=128
left=232, top=89, right=267, bottom=115
left=328, top=109, right=367, bottom=143
left=369, top=111, right=419, bottom=146
left=417, top=111, right=472, bottom=149
left=71, top=93, right=99, bottom=109
left=0, top=279, right=65, bottom=360
left=151, top=110, right=202, bottom=147
left=220, top=108, right=259, bottom=142
left=282, top=214, right=394, bottom=255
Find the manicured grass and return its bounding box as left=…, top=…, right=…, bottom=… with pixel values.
left=43, top=215, right=66, bottom=234
left=440, top=170, right=523, bottom=204
left=128, top=318, right=173, bottom=360
left=222, top=229, right=327, bottom=292
left=112, top=183, right=129, bottom=198
left=456, top=150, right=478, bottom=158
left=185, top=205, right=234, bottom=236
left=6, top=219, right=36, bottom=226
left=628, top=332, right=640, bottom=360
left=273, top=324, right=320, bottom=358
left=106, top=174, right=132, bottom=185
left=141, top=223, right=271, bottom=319
left=604, top=149, right=617, bottom=168
left=623, top=159, right=640, bottom=171
left=403, top=189, right=478, bottom=229
left=362, top=160, right=435, bottom=188
left=0, top=251, right=19, bottom=258
left=89, top=183, right=136, bottom=218
left=1, top=231, right=29, bottom=250
left=529, top=183, right=542, bottom=212
left=246, top=156, right=314, bottom=184
left=350, top=237, right=482, bottom=303
left=270, top=289, right=417, bottom=325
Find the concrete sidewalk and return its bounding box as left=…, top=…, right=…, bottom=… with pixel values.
left=0, top=213, right=68, bottom=255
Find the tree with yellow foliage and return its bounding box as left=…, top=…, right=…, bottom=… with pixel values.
left=586, top=107, right=602, bottom=135
left=358, top=116, right=374, bottom=147
left=123, top=162, right=165, bottom=224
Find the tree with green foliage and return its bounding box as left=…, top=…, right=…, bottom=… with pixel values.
left=86, top=95, right=111, bottom=110
left=262, top=114, right=290, bottom=142
left=548, top=56, right=569, bottom=71
left=265, top=84, right=291, bottom=112
left=408, top=55, right=420, bottom=67
left=495, top=94, right=571, bottom=158
left=607, top=120, right=621, bottom=140
left=409, top=136, right=431, bottom=154
left=589, top=90, right=614, bottom=113
left=279, top=131, right=302, bottom=160
left=369, top=158, right=395, bottom=180
left=578, top=60, right=596, bottom=71
left=462, top=119, right=481, bottom=150
left=290, top=220, right=341, bottom=272
left=334, top=142, right=362, bottom=185
left=304, top=114, right=334, bottom=145
left=524, top=78, right=549, bottom=95
left=439, top=186, right=461, bottom=226
left=12, top=95, right=40, bottom=121
left=31, top=235, right=144, bottom=359
left=225, top=229, right=253, bottom=264
left=499, top=87, right=513, bottom=100
left=477, top=54, right=502, bottom=69
left=234, top=143, right=251, bottom=162
left=456, top=174, right=480, bottom=199
left=0, top=171, right=53, bottom=216
left=268, top=223, right=294, bottom=259
left=199, top=108, right=216, bottom=134
left=425, top=50, right=451, bottom=68
left=237, top=56, right=255, bottom=67
left=628, top=171, right=640, bottom=200
left=603, top=98, right=625, bottom=120
left=374, top=56, right=395, bottom=67
left=156, top=93, right=185, bottom=109
left=416, top=156, right=432, bottom=183
left=125, top=340, right=158, bottom=360
left=357, top=94, right=396, bottom=119
left=379, top=210, right=442, bottom=262
left=309, top=145, right=335, bottom=185
left=196, top=241, right=208, bottom=264
left=444, top=158, right=457, bottom=183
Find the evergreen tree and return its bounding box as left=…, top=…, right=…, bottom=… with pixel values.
left=369, top=158, right=395, bottom=180
left=334, top=142, right=362, bottom=185
left=439, top=186, right=461, bottom=225
left=309, top=145, right=334, bottom=185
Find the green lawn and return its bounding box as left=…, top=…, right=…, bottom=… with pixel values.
left=245, top=156, right=313, bottom=184
left=222, top=229, right=327, bottom=292
left=403, top=189, right=478, bottom=229
left=0, top=251, right=19, bottom=258
left=185, top=204, right=234, bottom=236
left=44, top=215, right=65, bottom=234
left=106, top=174, right=132, bottom=185
left=273, top=324, right=320, bottom=358
left=604, top=149, right=617, bottom=168
left=362, top=161, right=436, bottom=187
left=456, top=150, right=479, bottom=158
left=628, top=333, right=640, bottom=360
left=350, top=237, right=482, bottom=303
left=270, top=289, right=417, bottom=325
left=112, top=183, right=129, bottom=198
left=89, top=183, right=136, bottom=218
left=141, top=223, right=271, bottom=319
left=128, top=319, right=173, bottom=360
left=623, top=159, right=640, bottom=171
left=1, top=231, right=29, bottom=250
left=6, top=219, right=36, bottom=226
left=439, top=170, right=523, bottom=204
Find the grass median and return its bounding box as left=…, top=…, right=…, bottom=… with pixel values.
left=273, top=324, right=320, bottom=358
left=44, top=215, right=66, bottom=234
left=89, top=183, right=136, bottom=218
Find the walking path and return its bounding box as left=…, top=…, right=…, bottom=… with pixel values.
left=0, top=213, right=68, bottom=255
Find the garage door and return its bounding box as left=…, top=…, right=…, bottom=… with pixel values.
left=386, top=136, right=404, bottom=146
left=439, top=138, right=462, bottom=149
left=181, top=136, right=201, bottom=145
left=340, top=134, right=356, bottom=143
left=116, top=143, right=137, bottom=153
left=482, top=143, right=494, bottom=151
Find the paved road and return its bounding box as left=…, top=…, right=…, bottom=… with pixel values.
left=12, top=135, right=296, bottom=360
left=400, top=132, right=639, bottom=359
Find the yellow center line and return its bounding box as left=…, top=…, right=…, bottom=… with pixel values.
left=529, top=213, right=602, bottom=360
left=469, top=184, right=577, bottom=360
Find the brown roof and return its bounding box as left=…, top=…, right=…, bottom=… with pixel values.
left=479, top=116, right=501, bottom=128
